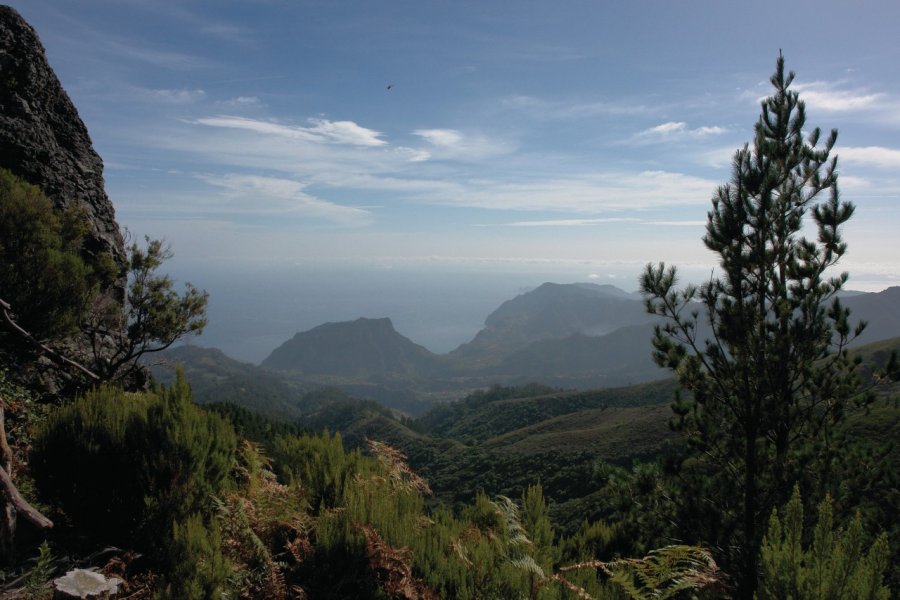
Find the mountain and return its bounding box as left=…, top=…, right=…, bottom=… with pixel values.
left=251, top=283, right=900, bottom=399
left=484, top=323, right=666, bottom=388
left=448, top=282, right=653, bottom=367
left=261, top=317, right=444, bottom=380
left=843, top=287, right=900, bottom=346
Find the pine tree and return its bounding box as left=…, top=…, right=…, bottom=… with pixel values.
left=641, top=53, right=863, bottom=597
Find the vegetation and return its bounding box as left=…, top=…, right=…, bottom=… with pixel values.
left=1, top=54, right=897, bottom=599
left=84, top=236, right=209, bottom=383
left=0, top=168, right=106, bottom=342
left=30, top=373, right=235, bottom=550
left=640, top=53, right=886, bottom=597
left=759, top=487, right=890, bottom=599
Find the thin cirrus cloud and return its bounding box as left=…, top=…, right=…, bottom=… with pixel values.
left=500, top=95, right=653, bottom=119
left=451, top=171, right=718, bottom=213
left=502, top=217, right=642, bottom=227
left=193, top=115, right=388, bottom=147
left=638, top=121, right=727, bottom=139
left=195, top=173, right=373, bottom=225
left=145, top=88, right=207, bottom=104
left=792, top=81, right=883, bottom=112
left=839, top=146, right=900, bottom=169
left=412, top=128, right=513, bottom=160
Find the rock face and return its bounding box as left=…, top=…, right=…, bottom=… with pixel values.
left=0, top=6, right=125, bottom=275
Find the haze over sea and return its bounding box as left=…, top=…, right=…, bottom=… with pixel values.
left=164, top=258, right=896, bottom=365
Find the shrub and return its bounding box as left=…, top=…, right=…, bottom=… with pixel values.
left=0, top=167, right=104, bottom=341
left=30, top=372, right=236, bottom=551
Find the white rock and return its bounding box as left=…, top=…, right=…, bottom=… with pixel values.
left=53, top=568, right=123, bottom=599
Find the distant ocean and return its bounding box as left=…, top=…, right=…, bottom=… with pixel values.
left=164, top=261, right=648, bottom=364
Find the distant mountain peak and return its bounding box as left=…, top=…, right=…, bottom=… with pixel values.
left=261, top=317, right=441, bottom=379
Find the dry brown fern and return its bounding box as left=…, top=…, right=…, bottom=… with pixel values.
left=218, top=441, right=314, bottom=599
left=357, top=524, right=438, bottom=600
left=364, top=438, right=432, bottom=495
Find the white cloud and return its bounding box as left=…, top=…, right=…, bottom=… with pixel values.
left=639, top=121, right=727, bottom=139
left=414, top=129, right=464, bottom=147
left=409, top=129, right=512, bottom=161
left=793, top=81, right=883, bottom=112
left=649, top=122, right=686, bottom=134
left=306, top=118, right=387, bottom=147
left=839, top=146, right=900, bottom=169
left=193, top=115, right=387, bottom=147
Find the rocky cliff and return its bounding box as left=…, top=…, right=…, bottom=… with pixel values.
left=0, top=5, right=125, bottom=277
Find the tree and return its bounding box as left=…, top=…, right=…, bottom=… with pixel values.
left=85, top=236, right=208, bottom=383
left=640, top=54, right=864, bottom=597
left=0, top=168, right=206, bottom=388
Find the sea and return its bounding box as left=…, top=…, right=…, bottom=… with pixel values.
left=162, top=261, right=655, bottom=364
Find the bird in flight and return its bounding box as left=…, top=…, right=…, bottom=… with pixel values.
left=386, top=84, right=394, bottom=91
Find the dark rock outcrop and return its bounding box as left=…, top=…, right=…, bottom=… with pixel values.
left=0, top=5, right=125, bottom=275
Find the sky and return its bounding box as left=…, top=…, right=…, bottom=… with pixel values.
left=9, top=1, right=900, bottom=359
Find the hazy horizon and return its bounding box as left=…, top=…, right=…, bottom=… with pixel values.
left=168, top=259, right=896, bottom=364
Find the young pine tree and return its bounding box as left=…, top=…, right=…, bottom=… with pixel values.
left=641, top=54, right=863, bottom=597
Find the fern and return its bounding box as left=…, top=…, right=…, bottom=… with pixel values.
left=23, top=540, right=55, bottom=599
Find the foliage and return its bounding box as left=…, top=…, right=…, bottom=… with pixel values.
left=155, top=513, right=231, bottom=600
left=758, top=486, right=890, bottom=599
left=29, top=372, right=235, bottom=551
left=85, top=237, right=208, bottom=382
left=640, top=54, right=864, bottom=596
left=22, top=540, right=55, bottom=599
left=0, top=168, right=101, bottom=342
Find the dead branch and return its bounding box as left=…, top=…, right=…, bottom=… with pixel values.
left=0, top=297, right=100, bottom=382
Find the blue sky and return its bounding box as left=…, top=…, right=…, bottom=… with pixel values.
left=13, top=0, right=900, bottom=292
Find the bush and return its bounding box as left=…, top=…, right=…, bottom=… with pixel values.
left=155, top=514, right=231, bottom=600
left=30, top=372, right=236, bottom=550
left=0, top=167, right=105, bottom=341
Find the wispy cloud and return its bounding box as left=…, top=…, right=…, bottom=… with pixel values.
left=502, top=217, right=641, bottom=227
left=146, top=88, right=207, bottom=104
left=643, top=220, right=707, bottom=226
left=214, top=96, right=264, bottom=109
left=453, top=171, right=718, bottom=212
left=501, top=94, right=653, bottom=119
left=411, top=128, right=513, bottom=160
left=839, top=146, right=900, bottom=169
left=106, top=37, right=213, bottom=71
left=193, top=115, right=387, bottom=146
left=195, top=174, right=373, bottom=225
left=793, top=81, right=883, bottom=112
left=413, top=129, right=463, bottom=147
left=638, top=121, right=727, bottom=139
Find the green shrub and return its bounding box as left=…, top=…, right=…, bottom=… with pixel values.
left=759, top=486, right=891, bottom=599
left=155, top=513, right=231, bottom=600
left=0, top=167, right=104, bottom=341
left=30, top=372, right=236, bottom=551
